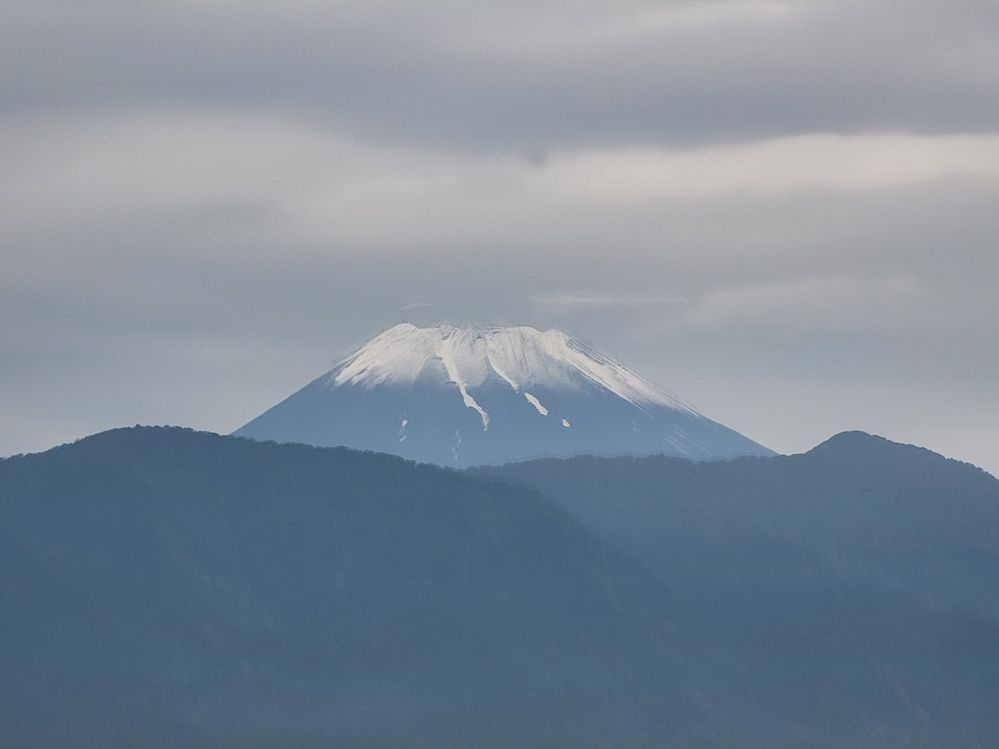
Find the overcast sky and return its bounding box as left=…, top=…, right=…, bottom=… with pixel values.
left=2, top=1, right=997, bottom=473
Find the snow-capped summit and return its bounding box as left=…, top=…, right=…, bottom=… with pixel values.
left=331, top=323, right=695, bottom=427
left=234, top=323, right=773, bottom=465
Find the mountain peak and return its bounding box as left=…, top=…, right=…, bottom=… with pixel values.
left=330, top=322, right=690, bottom=413
left=235, top=323, right=773, bottom=465
left=808, top=430, right=935, bottom=456
left=811, top=430, right=882, bottom=448
left=806, top=431, right=958, bottom=469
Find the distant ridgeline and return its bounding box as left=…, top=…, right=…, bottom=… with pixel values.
left=234, top=323, right=773, bottom=465
left=2, top=426, right=999, bottom=747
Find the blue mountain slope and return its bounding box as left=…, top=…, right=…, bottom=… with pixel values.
left=235, top=323, right=772, bottom=465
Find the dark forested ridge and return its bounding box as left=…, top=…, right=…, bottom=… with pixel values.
left=2, top=427, right=999, bottom=747
left=0, top=427, right=695, bottom=748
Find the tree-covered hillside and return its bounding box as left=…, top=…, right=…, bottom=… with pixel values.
left=3, top=428, right=999, bottom=747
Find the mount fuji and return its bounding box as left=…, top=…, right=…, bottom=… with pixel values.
left=234, top=323, right=773, bottom=465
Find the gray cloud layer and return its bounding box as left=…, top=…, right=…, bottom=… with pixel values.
left=5, top=2, right=999, bottom=148
left=1, top=1, right=997, bottom=472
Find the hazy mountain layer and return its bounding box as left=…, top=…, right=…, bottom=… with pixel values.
left=477, top=432, right=999, bottom=621
left=478, top=433, right=999, bottom=745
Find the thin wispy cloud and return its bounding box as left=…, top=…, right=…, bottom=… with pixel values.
left=532, top=292, right=679, bottom=310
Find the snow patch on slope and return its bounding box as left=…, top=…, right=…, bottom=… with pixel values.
left=524, top=392, right=549, bottom=416
left=437, top=333, right=490, bottom=430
